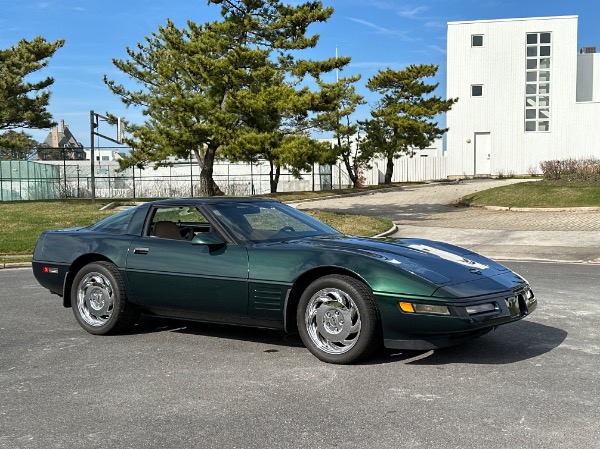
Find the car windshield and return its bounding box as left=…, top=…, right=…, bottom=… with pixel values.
left=207, top=201, right=341, bottom=243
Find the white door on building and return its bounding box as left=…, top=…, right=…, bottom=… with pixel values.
left=474, top=132, right=491, bottom=176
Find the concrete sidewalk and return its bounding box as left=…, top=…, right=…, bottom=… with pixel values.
left=296, top=179, right=600, bottom=264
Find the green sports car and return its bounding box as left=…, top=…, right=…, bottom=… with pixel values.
left=32, top=198, right=537, bottom=364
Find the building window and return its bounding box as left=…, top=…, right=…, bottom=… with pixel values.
left=471, top=85, right=483, bottom=97
left=525, top=32, right=551, bottom=132
left=472, top=35, right=484, bottom=47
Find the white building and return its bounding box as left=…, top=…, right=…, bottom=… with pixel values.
left=83, top=148, right=128, bottom=162
left=446, top=15, right=600, bottom=177
left=317, top=135, right=443, bottom=158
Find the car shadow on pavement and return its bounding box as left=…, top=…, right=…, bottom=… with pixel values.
left=130, top=314, right=304, bottom=347
left=127, top=316, right=565, bottom=365
left=372, top=320, right=567, bottom=366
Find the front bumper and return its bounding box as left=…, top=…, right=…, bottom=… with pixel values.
left=377, top=287, right=537, bottom=350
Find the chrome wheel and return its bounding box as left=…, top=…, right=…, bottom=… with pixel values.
left=76, top=271, right=115, bottom=327
left=305, top=287, right=361, bottom=355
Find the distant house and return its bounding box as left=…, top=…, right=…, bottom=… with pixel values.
left=38, top=120, right=86, bottom=160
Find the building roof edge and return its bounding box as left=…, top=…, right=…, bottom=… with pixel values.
left=448, top=15, right=578, bottom=26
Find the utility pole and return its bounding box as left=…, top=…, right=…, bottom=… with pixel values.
left=90, top=111, right=96, bottom=202
left=90, top=111, right=124, bottom=203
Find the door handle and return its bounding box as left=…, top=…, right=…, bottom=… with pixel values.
left=133, top=247, right=149, bottom=255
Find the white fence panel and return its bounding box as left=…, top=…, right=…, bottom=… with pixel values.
left=369, top=156, right=447, bottom=183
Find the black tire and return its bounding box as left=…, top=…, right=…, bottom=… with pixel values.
left=70, top=261, right=139, bottom=335
left=297, top=274, right=381, bottom=364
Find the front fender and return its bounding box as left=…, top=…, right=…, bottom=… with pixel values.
left=248, top=245, right=439, bottom=297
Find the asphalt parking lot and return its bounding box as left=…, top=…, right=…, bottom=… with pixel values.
left=1, top=262, right=599, bottom=449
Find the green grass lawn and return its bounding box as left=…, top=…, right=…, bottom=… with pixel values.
left=0, top=197, right=392, bottom=256
left=0, top=255, right=33, bottom=264
left=4, top=179, right=597, bottom=258
left=460, top=180, right=600, bottom=208
left=306, top=210, right=392, bottom=237
left=0, top=200, right=116, bottom=255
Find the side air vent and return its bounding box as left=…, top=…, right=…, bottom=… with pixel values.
left=580, top=46, right=597, bottom=54
left=248, top=283, right=286, bottom=320
left=252, top=287, right=283, bottom=311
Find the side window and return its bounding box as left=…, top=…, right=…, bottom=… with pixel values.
left=471, top=34, right=483, bottom=47
left=471, top=84, right=483, bottom=97
left=525, top=32, right=551, bottom=132
left=88, top=207, right=136, bottom=234
left=148, top=206, right=210, bottom=240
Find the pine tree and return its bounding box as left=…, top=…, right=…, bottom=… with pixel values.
left=0, top=130, right=37, bottom=160
left=363, top=64, right=458, bottom=184
left=314, top=75, right=372, bottom=188
left=0, top=37, right=64, bottom=131
left=105, top=0, right=346, bottom=196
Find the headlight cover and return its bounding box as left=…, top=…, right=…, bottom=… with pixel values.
left=399, top=302, right=450, bottom=315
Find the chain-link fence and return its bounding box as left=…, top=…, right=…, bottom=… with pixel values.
left=0, top=160, right=61, bottom=201
left=0, top=158, right=346, bottom=201
left=1, top=156, right=453, bottom=202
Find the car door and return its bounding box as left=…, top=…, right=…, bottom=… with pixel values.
left=125, top=205, right=249, bottom=317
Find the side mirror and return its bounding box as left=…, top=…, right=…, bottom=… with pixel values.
left=191, top=232, right=225, bottom=247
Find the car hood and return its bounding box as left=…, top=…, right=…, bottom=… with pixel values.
left=277, top=235, right=512, bottom=287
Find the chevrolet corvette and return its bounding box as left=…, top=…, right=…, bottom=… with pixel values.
left=32, top=198, right=537, bottom=364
